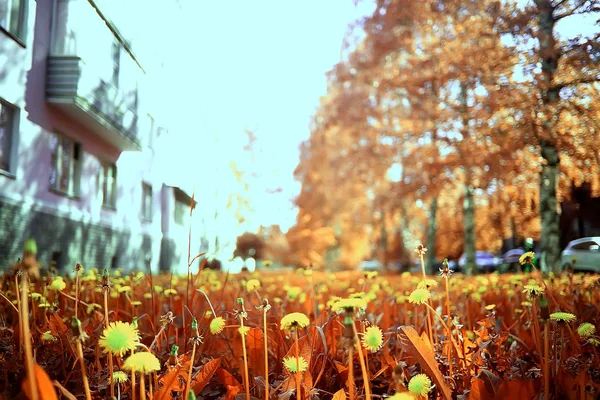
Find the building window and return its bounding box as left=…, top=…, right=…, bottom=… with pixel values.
left=141, top=182, right=152, bottom=221
left=174, top=200, right=188, bottom=226
left=0, top=98, right=18, bottom=174
left=0, top=0, right=26, bottom=41
left=50, top=133, right=81, bottom=196
left=147, top=114, right=155, bottom=149
left=98, top=161, right=117, bottom=209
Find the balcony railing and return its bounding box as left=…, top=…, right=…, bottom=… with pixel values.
left=46, top=0, right=143, bottom=151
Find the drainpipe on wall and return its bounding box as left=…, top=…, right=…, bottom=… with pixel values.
left=49, top=0, right=57, bottom=55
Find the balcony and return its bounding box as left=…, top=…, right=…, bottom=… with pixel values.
left=46, top=0, right=143, bottom=151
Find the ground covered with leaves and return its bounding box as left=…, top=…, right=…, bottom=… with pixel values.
left=1, top=265, right=600, bottom=400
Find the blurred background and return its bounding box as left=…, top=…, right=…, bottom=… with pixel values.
left=1, top=0, right=599, bottom=275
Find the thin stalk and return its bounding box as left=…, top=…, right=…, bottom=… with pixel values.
left=140, top=373, right=147, bottom=400
left=21, top=273, right=38, bottom=400
left=531, top=304, right=543, bottom=366
left=544, top=322, right=550, bottom=400
left=149, top=325, right=168, bottom=351
left=263, top=309, right=269, bottom=400
left=444, top=276, right=453, bottom=376
left=75, top=340, right=92, bottom=400
left=132, top=369, right=137, bottom=400
left=75, top=267, right=81, bottom=319
left=419, top=253, right=434, bottom=345
left=104, top=289, right=115, bottom=398
left=348, top=346, right=355, bottom=400
left=422, top=302, right=466, bottom=369
left=185, top=343, right=197, bottom=399
left=240, top=316, right=250, bottom=399
left=351, top=322, right=372, bottom=400
left=565, top=324, right=581, bottom=352
left=294, top=331, right=302, bottom=400
left=15, top=274, right=23, bottom=360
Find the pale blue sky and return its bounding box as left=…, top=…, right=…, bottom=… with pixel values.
left=99, top=1, right=597, bottom=235
left=156, top=1, right=374, bottom=232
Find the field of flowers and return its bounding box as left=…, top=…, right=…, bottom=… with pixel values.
left=1, top=248, right=600, bottom=400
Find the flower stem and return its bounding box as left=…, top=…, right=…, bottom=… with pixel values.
left=76, top=340, right=92, bottom=400
left=531, top=304, right=543, bottom=366
left=444, top=276, right=453, bottom=377
left=104, top=289, right=115, bottom=398
left=21, top=273, right=38, bottom=400
left=75, top=268, right=80, bottom=319
left=185, top=343, right=197, bottom=400
left=263, top=309, right=269, bottom=400
left=294, top=331, right=303, bottom=400
left=15, top=274, right=23, bottom=360
left=351, top=322, right=371, bottom=400
left=132, top=369, right=137, bottom=400
left=240, top=316, right=251, bottom=399
left=140, top=373, right=147, bottom=400
left=348, top=345, right=355, bottom=400
left=423, top=302, right=465, bottom=369
left=419, top=253, right=434, bottom=345
left=543, top=322, right=550, bottom=400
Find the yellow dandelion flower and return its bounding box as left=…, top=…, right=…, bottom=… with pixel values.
left=589, top=338, right=600, bottom=347
left=123, top=352, right=160, bottom=374
left=417, top=279, right=438, bottom=290
left=408, top=288, right=430, bottom=305
left=99, top=321, right=140, bottom=356
left=361, top=326, right=384, bottom=352
left=577, top=322, right=596, bottom=338
left=327, top=296, right=342, bottom=308
left=246, top=279, right=261, bottom=292
left=280, top=312, right=310, bottom=331
left=238, top=326, right=250, bottom=336
left=365, top=271, right=378, bottom=280
left=163, top=288, right=177, bottom=296
left=331, top=298, right=367, bottom=313
left=523, top=284, right=544, bottom=298
left=408, top=373, right=432, bottom=397
left=286, top=286, right=302, bottom=301
left=550, top=312, right=576, bottom=323
left=118, top=285, right=132, bottom=293
left=519, top=251, right=536, bottom=265
left=210, top=317, right=226, bottom=335
left=49, top=277, right=66, bottom=291
left=86, top=303, right=102, bottom=314
left=283, top=356, right=308, bottom=373
left=41, top=331, right=57, bottom=342
left=113, top=371, right=129, bottom=383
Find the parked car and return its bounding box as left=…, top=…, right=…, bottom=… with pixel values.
left=561, top=237, right=600, bottom=272
left=458, top=251, right=502, bottom=273
left=360, top=260, right=383, bottom=271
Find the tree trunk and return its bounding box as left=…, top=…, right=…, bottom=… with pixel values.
left=540, top=140, right=561, bottom=273
left=464, top=184, right=476, bottom=275
left=426, top=196, right=438, bottom=275
left=380, top=209, right=388, bottom=269
left=535, top=0, right=562, bottom=273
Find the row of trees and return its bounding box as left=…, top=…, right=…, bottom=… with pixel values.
left=288, top=0, right=600, bottom=274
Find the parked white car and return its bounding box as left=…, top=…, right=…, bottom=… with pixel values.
left=560, top=237, right=600, bottom=272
